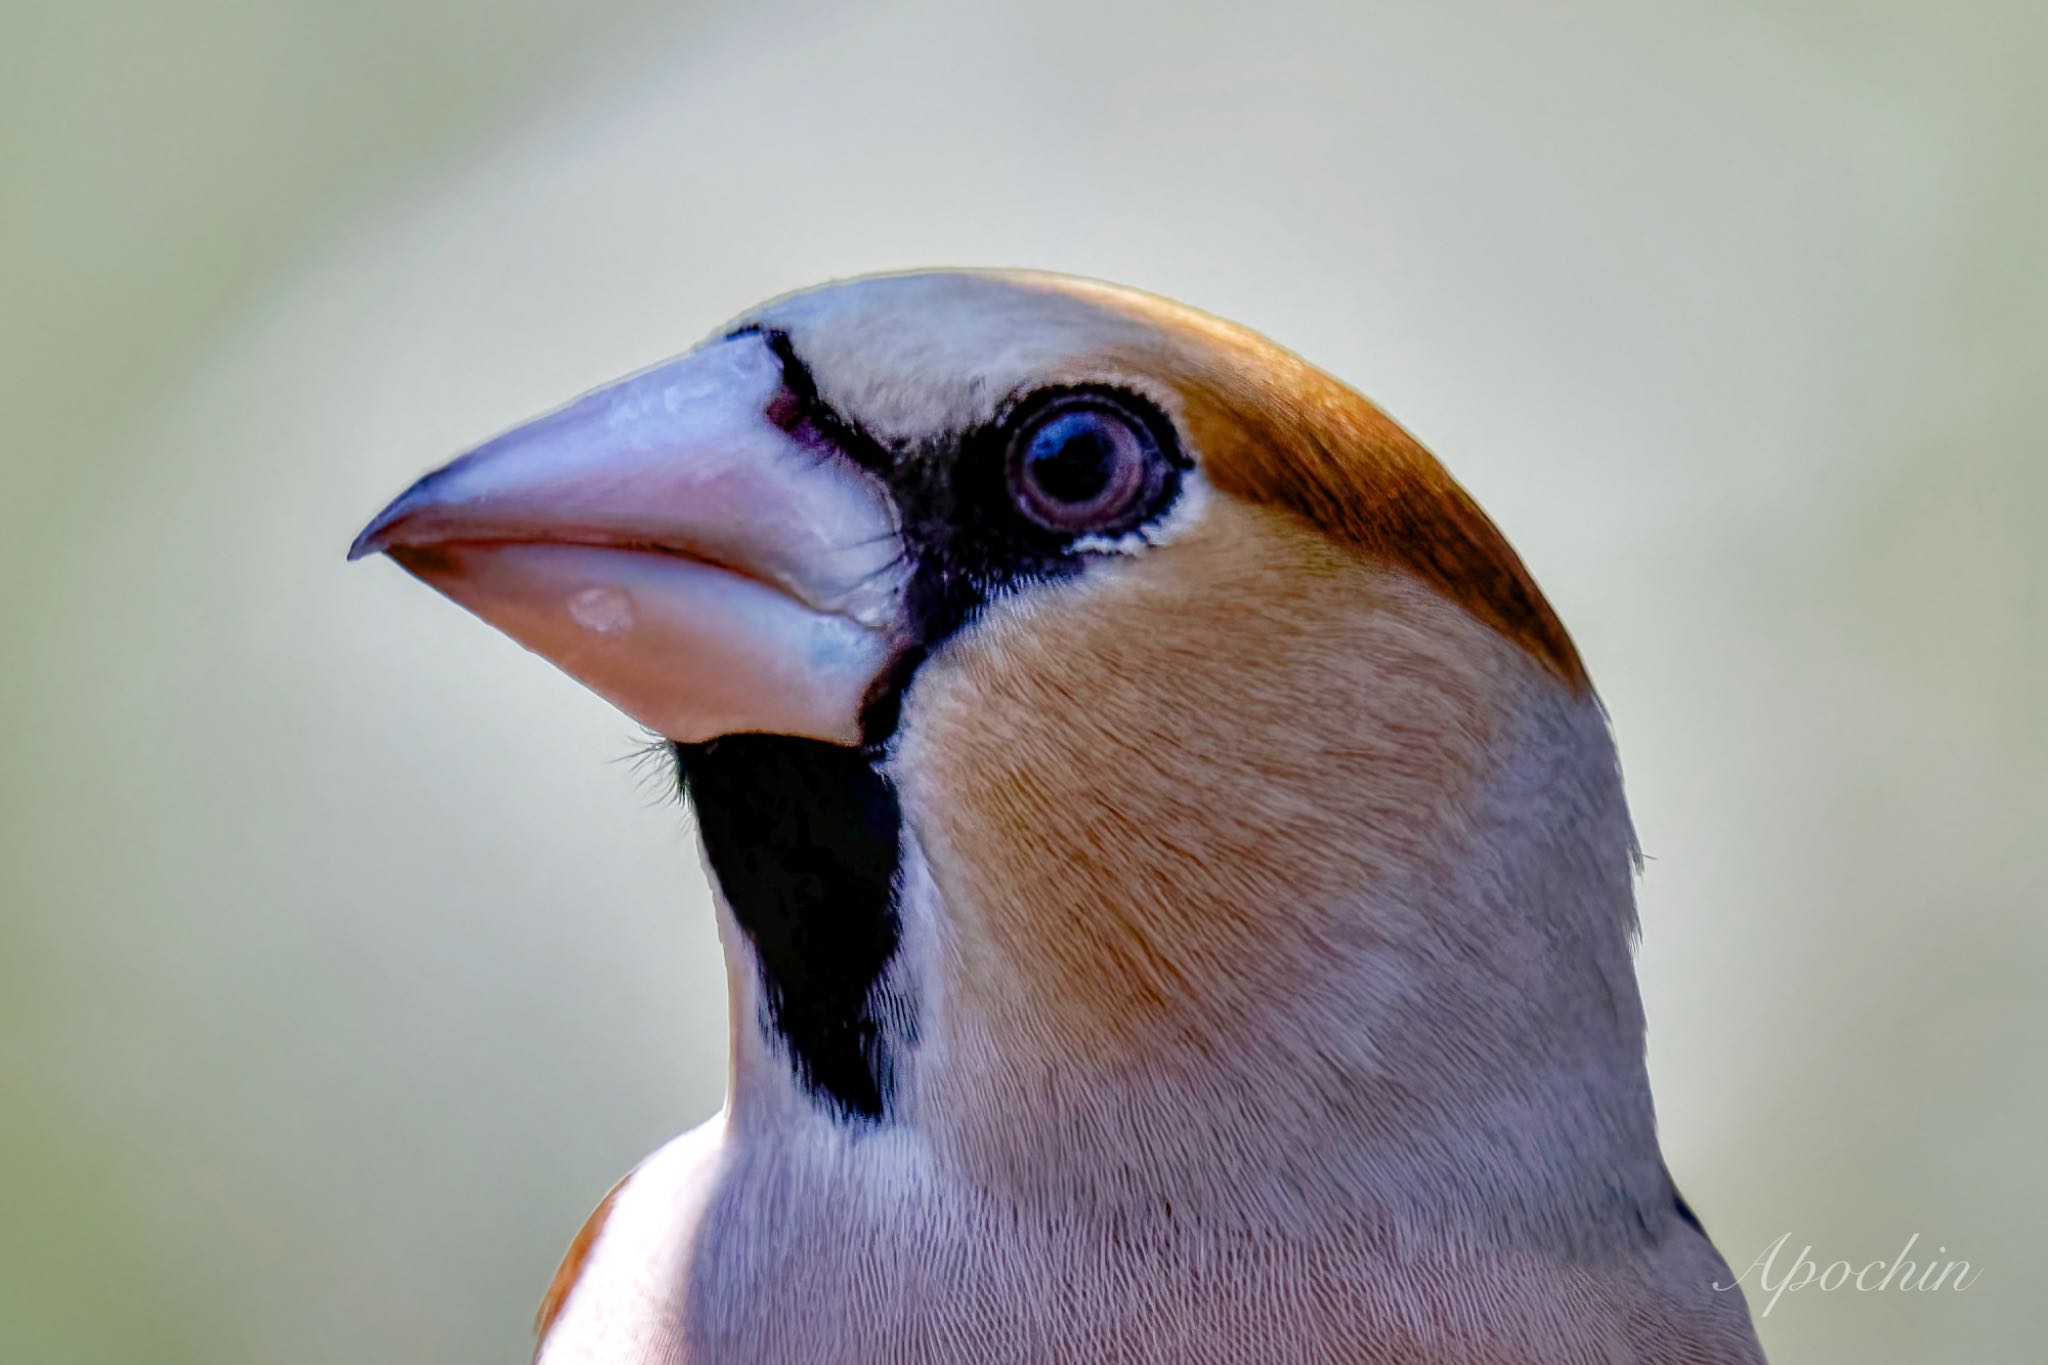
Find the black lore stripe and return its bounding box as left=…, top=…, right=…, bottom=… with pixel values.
left=672, top=735, right=905, bottom=1122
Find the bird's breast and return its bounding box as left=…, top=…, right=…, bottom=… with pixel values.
left=550, top=1115, right=1760, bottom=1364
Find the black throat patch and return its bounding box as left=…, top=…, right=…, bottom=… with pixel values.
left=667, top=333, right=1187, bottom=1125
left=672, top=735, right=905, bottom=1122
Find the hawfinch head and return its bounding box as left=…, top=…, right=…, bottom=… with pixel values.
left=354, top=273, right=1638, bottom=1208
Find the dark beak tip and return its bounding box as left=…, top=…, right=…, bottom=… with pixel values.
left=346, top=522, right=388, bottom=563
left=349, top=485, right=422, bottom=562
left=351, top=467, right=452, bottom=563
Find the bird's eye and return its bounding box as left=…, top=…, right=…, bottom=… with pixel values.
left=1004, top=396, right=1163, bottom=536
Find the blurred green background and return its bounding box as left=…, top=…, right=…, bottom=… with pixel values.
left=2, top=2, right=2041, bottom=1361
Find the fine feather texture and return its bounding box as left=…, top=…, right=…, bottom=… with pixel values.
left=542, top=515, right=1764, bottom=1360
left=891, top=497, right=1658, bottom=1246
left=506, top=271, right=1764, bottom=1361
left=536, top=1174, right=628, bottom=1344
left=738, top=270, right=1584, bottom=689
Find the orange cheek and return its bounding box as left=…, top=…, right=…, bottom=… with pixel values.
left=894, top=500, right=1512, bottom=1063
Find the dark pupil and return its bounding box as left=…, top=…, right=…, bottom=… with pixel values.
left=1024, top=413, right=1118, bottom=505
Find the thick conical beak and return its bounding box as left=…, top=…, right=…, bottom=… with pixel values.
left=350, top=332, right=909, bottom=745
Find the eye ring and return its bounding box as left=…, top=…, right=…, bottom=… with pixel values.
left=1003, top=392, right=1169, bottom=536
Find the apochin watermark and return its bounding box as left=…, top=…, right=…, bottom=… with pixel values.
left=1718, top=1232, right=1980, bottom=1316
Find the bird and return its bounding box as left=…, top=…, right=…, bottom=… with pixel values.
left=351, top=270, right=1767, bottom=1363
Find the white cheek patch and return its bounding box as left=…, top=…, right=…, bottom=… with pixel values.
left=1069, top=469, right=1213, bottom=558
